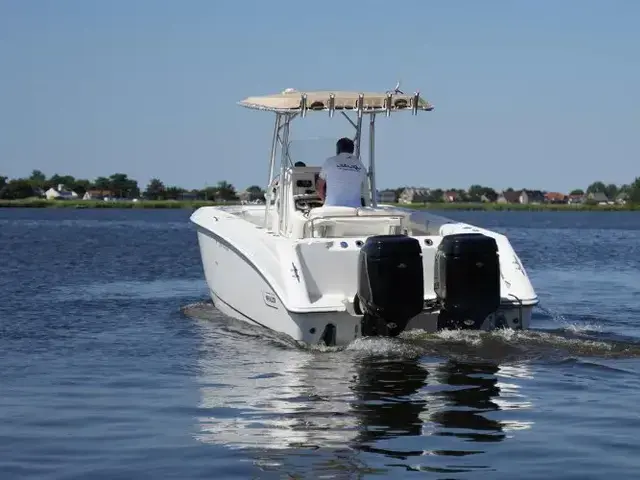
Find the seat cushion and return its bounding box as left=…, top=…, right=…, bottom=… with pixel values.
left=307, top=206, right=409, bottom=219
left=356, top=207, right=408, bottom=217
left=307, top=206, right=360, bottom=219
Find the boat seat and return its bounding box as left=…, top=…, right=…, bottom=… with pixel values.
left=356, top=207, right=409, bottom=218
left=307, top=206, right=409, bottom=220
left=320, top=217, right=403, bottom=238
left=297, top=206, right=407, bottom=238
left=307, top=206, right=360, bottom=219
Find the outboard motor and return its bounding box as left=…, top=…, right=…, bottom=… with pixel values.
left=434, top=233, right=501, bottom=329
left=357, top=235, right=424, bottom=337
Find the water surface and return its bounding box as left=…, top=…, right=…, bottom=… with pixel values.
left=1, top=208, right=639, bottom=479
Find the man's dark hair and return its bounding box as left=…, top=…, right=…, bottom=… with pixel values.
left=336, top=137, right=355, bottom=155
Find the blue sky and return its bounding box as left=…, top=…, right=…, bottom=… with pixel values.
left=1, top=0, right=638, bottom=192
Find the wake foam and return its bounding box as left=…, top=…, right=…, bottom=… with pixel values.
left=181, top=301, right=640, bottom=362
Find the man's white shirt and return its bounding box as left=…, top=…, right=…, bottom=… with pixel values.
left=318, top=152, right=367, bottom=207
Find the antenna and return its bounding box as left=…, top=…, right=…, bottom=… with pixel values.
left=392, top=80, right=404, bottom=95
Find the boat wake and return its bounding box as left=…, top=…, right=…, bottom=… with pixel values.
left=181, top=301, right=640, bottom=362
left=184, top=299, right=639, bottom=474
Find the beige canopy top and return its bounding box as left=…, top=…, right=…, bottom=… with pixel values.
left=238, top=88, right=434, bottom=114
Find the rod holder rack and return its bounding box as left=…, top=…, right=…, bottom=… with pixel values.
left=384, top=92, right=392, bottom=117
left=294, top=90, right=429, bottom=117
left=412, top=91, right=420, bottom=115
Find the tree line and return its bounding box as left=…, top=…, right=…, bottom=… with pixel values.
left=398, top=179, right=639, bottom=203
left=1, top=170, right=639, bottom=203
left=0, top=170, right=256, bottom=201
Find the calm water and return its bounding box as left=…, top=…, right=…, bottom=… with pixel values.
left=1, top=208, right=640, bottom=479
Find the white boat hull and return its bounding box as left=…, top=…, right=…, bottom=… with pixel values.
left=196, top=227, right=367, bottom=346
left=192, top=205, right=537, bottom=347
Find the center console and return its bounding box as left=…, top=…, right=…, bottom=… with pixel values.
left=291, top=168, right=324, bottom=212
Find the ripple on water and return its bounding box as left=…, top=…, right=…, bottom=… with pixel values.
left=3, top=209, right=640, bottom=479
left=179, top=301, right=640, bottom=477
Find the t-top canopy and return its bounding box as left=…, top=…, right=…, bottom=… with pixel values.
left=238, top=88, right=434, bottom=114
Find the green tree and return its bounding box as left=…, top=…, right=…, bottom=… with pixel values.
left=144, top=178, right=166, bottom=200
left=452, top=188, right=468, bottom=202
left=214, top=181, right=237, bottom=201
left=0, top=176, right=6, bottom=190
left=189, top=189, right=202, bottom=199
left=246, top=185, right=264, bottom=201
left=108, top=173, right=139, bottom=198
left=29, top=170, right=47, bottom=189
left=164, top=186, right=185, bottom=200
left=47, top=174, right=76, bottom=190
left=467, top=184, right=497, bottom=202
left=586, top=181, right=606, bottom=194
left=569, top=189, right=584, bottom=195
left=628, top=177, right=640, bottom=204
left=467, top=184, right=484, bottom=201
left=201, top=186, right=218, bottom=201
left=427, top=188, right=444, bottom=202
left=604, top=183, right=618, bottom=200
left=72, top=179, right=92, bottom=196
left=0, top=179, right=36, bottom=199
left=94, top=177, right=111, bottom=190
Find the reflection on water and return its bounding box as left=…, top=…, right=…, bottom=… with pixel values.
left=429, top=361, right=505, bottom=443
left=192, top=316, right=535, bottom=475
left=195, top=329, right=358, bottom=449
left=351, top=358, right=429, bottom=452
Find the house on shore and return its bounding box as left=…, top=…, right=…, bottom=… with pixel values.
left=442, top=190, right=459, bottom=202
left=616, top=192, right=629, bottom=205
left=83, top=189, right=113, bottom=201
left=497, top=189, right=545, bottom=204
left=398, top=187, right=430, bottom=204
left=378, top=189, right=398, bottom=204
left=568, top=193, right=585, bottom=204
left=544, top=192, right=568, bottom=204
left=497, top=190, right=520, bottom=204
left=588, top=192, right=609, bottom=204
left=45, top=184, right=79, bottom=200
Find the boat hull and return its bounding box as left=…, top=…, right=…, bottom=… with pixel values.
left=196, top=228, right=363, bottom=345
left=195, top=225, right=534, bottom=347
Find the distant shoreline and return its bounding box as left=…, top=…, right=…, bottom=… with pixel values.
left=1, top=198, right=638, bottom=211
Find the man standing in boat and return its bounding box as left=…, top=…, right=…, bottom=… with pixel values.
left=315, top=137, right=367, bottom=208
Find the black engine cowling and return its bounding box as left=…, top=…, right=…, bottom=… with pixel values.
left=434, top=233, right=501, bottom=329
left=357, top=235, right=424, bottom=337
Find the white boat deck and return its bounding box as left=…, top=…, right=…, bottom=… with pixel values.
left=217, top=203, right=448, bottom=238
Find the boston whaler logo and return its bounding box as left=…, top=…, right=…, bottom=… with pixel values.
left=263, top=291, right=278, bottom=308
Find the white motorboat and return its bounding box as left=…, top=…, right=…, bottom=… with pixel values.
left=190, top=86, right=538, bottom=346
